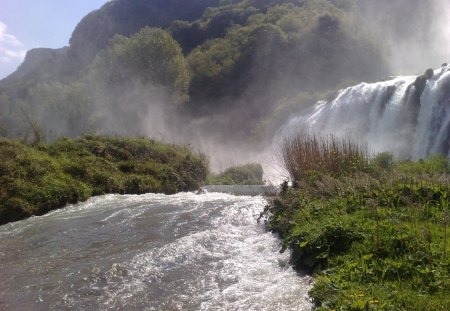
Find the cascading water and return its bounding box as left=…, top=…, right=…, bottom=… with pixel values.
left=0, top=191, right=312, bottom=311
left=280, top=65, right=450, bottom=159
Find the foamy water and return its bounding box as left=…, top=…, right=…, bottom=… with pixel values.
left=0, top=192, right=312, bottom=311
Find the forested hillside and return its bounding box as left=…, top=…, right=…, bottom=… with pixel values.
left=0, top=0, right=434, bottom=156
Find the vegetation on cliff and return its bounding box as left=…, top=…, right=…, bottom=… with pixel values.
left=0, top=0, right=388, bottom=143
left=267, top=134, right=450, bottom=310
left=0, top=136, right=208, bottom=225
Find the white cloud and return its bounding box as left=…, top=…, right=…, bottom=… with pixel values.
left=0, top=21, right=27, bottom=63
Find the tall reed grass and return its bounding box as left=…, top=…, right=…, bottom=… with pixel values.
left=280, top=132, right=368, bottom=181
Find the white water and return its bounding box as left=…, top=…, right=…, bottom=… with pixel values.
left=0, top=192, right=312, bottom=311
left=280, top=65, right=450, bottom=159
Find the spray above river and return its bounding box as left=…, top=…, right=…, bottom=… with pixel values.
left=0, top=191, right=312, bottom=311
left=280, top=65, right=450, bottom=159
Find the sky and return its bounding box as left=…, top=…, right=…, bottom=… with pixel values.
left=0, top=0, right=109, bottom=79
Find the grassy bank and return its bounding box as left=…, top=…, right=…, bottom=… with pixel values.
left=268, top=134, right=449, bottom=310
left=207, top=163, right=264, bottom=185
left=0, top=136, right=208, bottom=225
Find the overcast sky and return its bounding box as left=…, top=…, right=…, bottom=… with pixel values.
left=0, top=0, right=109, bottom=79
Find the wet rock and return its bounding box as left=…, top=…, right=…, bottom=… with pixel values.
left=413, top=75, right=427, bottom=96
left=386, top=85, right=396, bottom=98
left=425, top=68, right=434, bottom=79
left=378, top=85, right=396, bottom=116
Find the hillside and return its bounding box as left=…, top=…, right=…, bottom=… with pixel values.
left=0, top=0, right=391, bottom=144
left=1, top=0, right=441, bottom=160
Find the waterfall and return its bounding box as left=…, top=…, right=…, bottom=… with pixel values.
left=279, top=65, right=450, bottom=159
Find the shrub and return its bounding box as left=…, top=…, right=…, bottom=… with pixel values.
left=280, top=132, right=368, bottom=181
left=208, top=163, right=264, bottom=185
left=371, top=152, right=393, bottom=169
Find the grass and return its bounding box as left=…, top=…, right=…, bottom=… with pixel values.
left=280, top=132, right=368, bottom=181
left=207, top=163, right=264, bottom=185
left=0, top=135, right=208, bottom=225
left=267, top=133, right=450, bottom=310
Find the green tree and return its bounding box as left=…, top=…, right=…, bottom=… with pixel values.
left=187, top=37, right=241, bottom=100
left=91, top=27, right=190, bottom=105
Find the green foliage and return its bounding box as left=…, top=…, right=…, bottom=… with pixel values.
left=371, top=152, right=394, bottom=169
left=0, top=136, right=208, bottom=225
left=91, top=27, right=190, bottom=105
left=170, top=5, right=256, bottom=54
left=267, top=156, right=450, bottom=309
left=208, top=163, right=264, bottom=185
left=396, top=155, right=450, bottom=175
left=69, top=0, right=222, bottom=66
left=184, top=0, right=386, bottom=114
left=187, top=37, right=242, bottom=100
left=0, top=0, right=390, bottom=143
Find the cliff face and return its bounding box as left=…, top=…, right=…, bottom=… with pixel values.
left=4, top=47, right=68, bottom=83
left=2, top=0, right=446, bottom=87
left=1, top=0, right=222, bottom=86
left=68, top=0, right=222, bottom=66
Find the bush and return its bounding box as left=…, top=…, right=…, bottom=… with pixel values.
left=371, top=152, right=393, bottom=169
left=207, top=163, right=264, bottom=185
left=280, top=132, right=368, bottom=181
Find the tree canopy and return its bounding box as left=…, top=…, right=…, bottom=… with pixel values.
left=91, top=27, right=190, bottom=105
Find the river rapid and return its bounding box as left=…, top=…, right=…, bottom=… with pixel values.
left=0, top=191, right=312, bottom=311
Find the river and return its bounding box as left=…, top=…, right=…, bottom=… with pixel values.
left=0, top=190, right=312, bottom=310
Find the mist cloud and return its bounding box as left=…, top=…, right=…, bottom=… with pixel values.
left=358, top=0, right=450, bottom=74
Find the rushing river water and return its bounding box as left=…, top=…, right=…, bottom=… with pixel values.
left=0, top=190, right=312, bottom=311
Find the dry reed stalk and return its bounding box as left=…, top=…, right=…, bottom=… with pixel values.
left=281, top=132, right=368, bottom=181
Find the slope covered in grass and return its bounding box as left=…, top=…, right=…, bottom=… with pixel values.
left=267, top=134, right=450, bottom=310
left=0, top=136, right=208, bottom=224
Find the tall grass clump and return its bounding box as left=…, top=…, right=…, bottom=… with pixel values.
left=280, top=132, right=368, bottom=181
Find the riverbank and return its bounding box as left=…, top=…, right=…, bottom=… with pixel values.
left=267, top=155, right=450, bottom=310
left=0, top=136, right=208, bottom=224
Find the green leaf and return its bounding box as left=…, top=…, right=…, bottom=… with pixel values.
left=316, top=252, right=329, bottom=259
left=351, top=300, right=367, bottom=310
left=362, top=254, right=373, bottom=261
